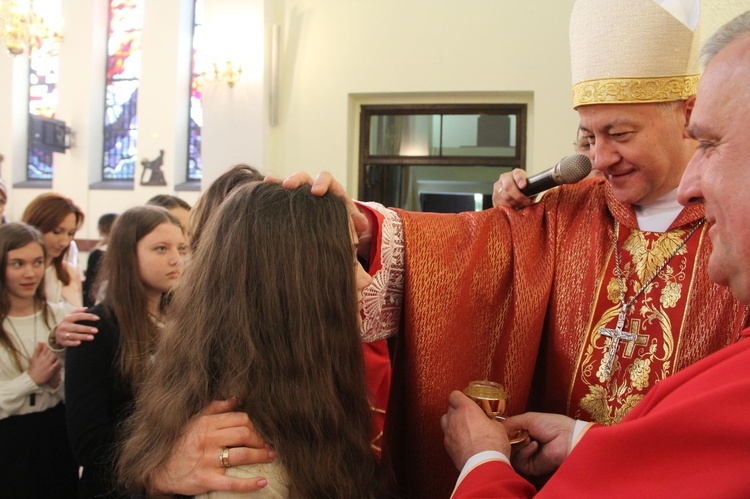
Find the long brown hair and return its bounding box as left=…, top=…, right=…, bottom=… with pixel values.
left=0, top=223, right=52, bottom=371
left=119, top=183, right=382, bottom=497
left=99, top=205, right=181, bottom=389
left=187, top=163, right=263, bottom=249
left=21, top=193, right=84, bottom=286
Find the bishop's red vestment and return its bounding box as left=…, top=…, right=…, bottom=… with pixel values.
left=361, top=179, right=749, bottom=498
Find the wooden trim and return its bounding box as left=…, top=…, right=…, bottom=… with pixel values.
left=360, top=103, right=526, bottom=115
left=358, top=103, right=528, bottom=202
left=361, top=156, right=519, bottom=167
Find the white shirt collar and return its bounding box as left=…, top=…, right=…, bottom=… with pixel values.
left=634, top=189, right=683, bottom=232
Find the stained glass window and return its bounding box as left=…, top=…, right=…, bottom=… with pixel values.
left=187, top=0, right=204, bottom=181
left=27, top=0, right=62, bottom=181
left=102, top=0, right=144, bottom=181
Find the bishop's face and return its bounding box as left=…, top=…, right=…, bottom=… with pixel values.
left=578, top=101, right=694, bottom=206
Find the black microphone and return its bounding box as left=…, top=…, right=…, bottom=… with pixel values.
left=520, top=154, right=593, bottom=197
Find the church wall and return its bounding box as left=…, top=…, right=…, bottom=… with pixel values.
left=269, top=0, right=580, bottom=196
left=0, top=0, right=748, bottom=242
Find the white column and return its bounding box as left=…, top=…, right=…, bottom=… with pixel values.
left=0, top=51, right=30, bottom=219
left=53, top=0, right=107, bottom=191
left=201, top=0, right=266, bottom=187
left=137, top=0, right=193, bottom=192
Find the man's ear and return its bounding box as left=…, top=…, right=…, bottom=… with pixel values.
left=683, top=95, right=697, bottom=138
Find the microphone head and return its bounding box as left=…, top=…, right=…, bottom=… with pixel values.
left=556, top=154, right=593, bottom=184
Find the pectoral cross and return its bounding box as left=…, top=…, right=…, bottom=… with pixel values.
left=598, top=305, right=637, bottom=379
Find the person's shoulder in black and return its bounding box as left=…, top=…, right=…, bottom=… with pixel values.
left=83, top=249, right=105, bottom=308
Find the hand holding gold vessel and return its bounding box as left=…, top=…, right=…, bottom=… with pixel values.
left=462, top=380, right=529, bottom=444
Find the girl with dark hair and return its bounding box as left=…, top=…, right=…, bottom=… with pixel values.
left=119, top=183, right=387, bottom=498
left=0, top=222, right=78, bottom=497
left=187, top=163, right=264, bottom=248
left=22, top=192, right=85, bottom=307
left=146, top=194, right=191, bottom=230
left=65, top=206, right=186, bottom=498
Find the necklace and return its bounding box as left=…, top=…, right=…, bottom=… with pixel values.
left=598, top=218, right=705, bottom=379
left=6, top=312, right=38, bottom=362
left=6, top=310, right=39, bottom=406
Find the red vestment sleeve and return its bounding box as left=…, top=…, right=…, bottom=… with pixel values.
left=452, top=460, right=536, bottom=498
left=384, top=205, right=555, bottom=497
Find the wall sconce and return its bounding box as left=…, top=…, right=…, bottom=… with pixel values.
left=204, top=61, right=242, bottom=88
left=0, top=0, right=63, bottom=56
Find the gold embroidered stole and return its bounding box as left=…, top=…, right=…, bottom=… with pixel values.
left=567, top=190, right=747, bottom=424
left=573, top=223, right=703, bottom=423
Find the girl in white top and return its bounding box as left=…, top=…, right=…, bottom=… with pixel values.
left=22, top=192, right=84, bottom=307
left=0, top=222, right=78, bottom=496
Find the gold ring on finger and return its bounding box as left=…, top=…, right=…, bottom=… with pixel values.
left=220, top=447, right=231, bottom=468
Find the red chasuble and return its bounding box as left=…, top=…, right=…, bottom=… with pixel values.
left=370, top=179, right=749, bottom=498
left=452, top=329, right=750, bottom=498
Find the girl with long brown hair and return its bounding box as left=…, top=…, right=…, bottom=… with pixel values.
left=22, top=192, right=85, bottom=307
left=187, top=163, right=264, bottom=248
left=119, top=183, right=386, bottom=498
left=0, top=222, right=78, bottom=497
left=65, top=206, right=186, bottom=498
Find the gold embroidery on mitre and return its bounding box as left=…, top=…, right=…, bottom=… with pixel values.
left=573, top=75, right=700, bottom=107
left=575, top=229, right=693, bottom=425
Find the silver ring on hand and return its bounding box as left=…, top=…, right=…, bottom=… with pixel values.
left=220, top=447, right=231, bottom=468
left=66, top=332, right=71, bottom=340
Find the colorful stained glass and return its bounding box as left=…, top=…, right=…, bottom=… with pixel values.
left=27, top=0, right=62, bottom=181
left=102, top=0, right=143, bottom=180
left=187, top=0, right=204, bottom=181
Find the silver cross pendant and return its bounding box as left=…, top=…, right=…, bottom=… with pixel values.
left=598, top=305, right=637, bottom=379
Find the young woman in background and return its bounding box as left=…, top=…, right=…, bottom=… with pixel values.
left=65, top=206, right=186, bottom=498
left=0, top=222, right=78, bottom=497
left=22, top=193, right=85, bottom=308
